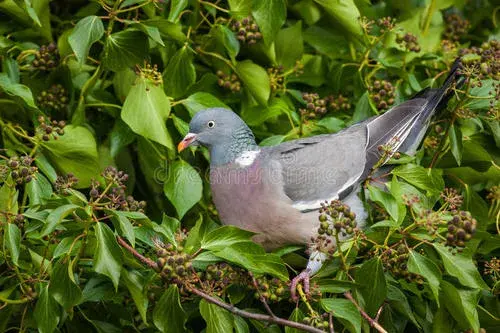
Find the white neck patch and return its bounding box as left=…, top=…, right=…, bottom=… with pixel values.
left=235, top=150, right=260, bottom=167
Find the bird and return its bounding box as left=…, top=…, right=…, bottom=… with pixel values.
left=177, top=60, right=462, bottom=300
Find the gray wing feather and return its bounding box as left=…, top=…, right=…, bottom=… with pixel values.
left=265, top=124, right=368, bottom=211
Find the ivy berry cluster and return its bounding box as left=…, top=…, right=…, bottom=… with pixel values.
left=231, top=16, right=262, bottom=45
left=37, top=84, right=69, bottom=113
left=31, top=43, right=59, bottom=71
left=368, top=79, right=396, bottom=111
left=446, top=210, right=477, bottom=248
left=318, top=200, right=357, bottom=237
left=5, top=155, right=37, bottom=185
left=37, top=116, right=66, bottom=141
left=216, top=70, right=241, bottom=92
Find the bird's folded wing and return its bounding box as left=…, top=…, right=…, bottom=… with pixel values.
left=267, top=124, right=368, bottom=212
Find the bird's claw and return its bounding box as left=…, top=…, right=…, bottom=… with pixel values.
left=290, top=269, right=311, bottom=302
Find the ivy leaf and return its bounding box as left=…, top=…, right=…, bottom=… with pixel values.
left=321, top=298, right=361, bottom=333
left=433, top=244, right=488, bottom=289
left=0, top=73, right=37, bottom=108
left=355, top=257, right=387, bottom=316
left=387, top=284, right=419, bottom=327
left=121, top=76, right=173, bottom=149
left=449, top=124, right=463, bottom=166
left=214, top=25, right=240, bottom=61
left=163, top=46, right=196, bottom=99
left=236, top=60, right=271, bottom=105
left=313, top=0, right=362, bottom=38
left=163, top=159, right=203, bottom=219
left=122, top=269, right=149, bottom=324
left=93, top=223, right=122, bottom=290
left=392, top=164, right=444, bottom=194
left=213, top=242, right=288, bottom=280
left=5, top=223, right=21, bottom=266
left=285, top=308, right=305, bottom=333
left=181, top=92, right=229, bottom=117
left=41, top=204, right=80, bottom=237
left=201, top=226, right=255, bottom=251
left=42, top=125, right=100, bottom=188
left=367, top=185, right=405, bottom=224
left=441, top=281, right=480, bottom=332
left=132, top=22, right=165, bottom=46
left=109, top=210, right=136, bottom=247
left=252, top=0, right=286, bottom=45
left=407, top=250, right=441, bottom=305
left=26, top=173, right=52, bottom=206
left=49, top=259, right=82, bottom=309
left=103, top=29, right=149, bottom=71
left=200, top=299, right=234, bottom=333
left=34, top=283, right=60, bottom=333
left=68, top=15, right=104, bottom=65
left=153, top=285, right=186, bottom=332
left=275, top=21, right=303, bottom=69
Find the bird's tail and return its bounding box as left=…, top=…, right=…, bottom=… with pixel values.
left=364, top=58, right=463, bottom=167
left=393, top=58, right=464, bottom=155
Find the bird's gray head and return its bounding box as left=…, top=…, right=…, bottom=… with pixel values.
left=178, top=108, right=258, bottom=166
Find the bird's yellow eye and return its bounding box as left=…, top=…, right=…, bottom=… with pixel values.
left=207, top=120, right=215, bottom=128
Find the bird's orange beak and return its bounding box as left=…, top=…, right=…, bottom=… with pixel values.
left=177, top=133, right=197, bottom=152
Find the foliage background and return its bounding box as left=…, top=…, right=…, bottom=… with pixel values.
left=0, top=0, right=499, bottom=332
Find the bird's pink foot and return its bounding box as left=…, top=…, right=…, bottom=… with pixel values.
left=290, top=268, right=311, bottom=302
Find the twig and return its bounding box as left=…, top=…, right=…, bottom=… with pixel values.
left=188, top=286, right=324, bottom=333
left=329, top=312, right=334, bottom=333
left=116, top=236, right=158, bottom=271
left=249, top=272, right=277, bottom=318
left=375, top=303, right=385, bottom=322
left=344, top=291, right=388, bottom=333
left=116, top=236, right=324, bottom=333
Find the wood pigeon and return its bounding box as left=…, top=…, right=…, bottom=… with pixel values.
left=178, top=60, right=462, bottom=300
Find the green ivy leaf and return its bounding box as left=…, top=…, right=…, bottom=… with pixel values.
left=153, top=285, right=186, bottom=332
left=68, top=15, right=104, bottom=65
left=236, top=60, right=271, bottom=105
left=201, top=226, right=255, bottom=251
left=392, top=164, right=444, bottom=194
left=252, top=0, right=286, bottom=45
left=355, top=257, right=387, bottom=316
left=109, top=210, right=136, bottom=247
left=4, top=223, right=21, bottom=266
left=275, top=21, right=303, bottom=68
left=181, top=92, right=229, bottom=117
left=94, top=223, right=122, bottom=290
left=132, top=22, right=165, bottom=46
left=200, top=299, right=234, bottom=333
left=449, top=124, right=463, bottom=166
left=433, top=244, right=488, bottom=289
left=26, top=173, right=52, bottom=206
left=41, top=204, right=80, bottom=237
left=313, top=0, right=362, bottom=38
left=441, top=280, right=480, bottom=332
left=321, top=298, right=361, bottom=333
left=103, top=29, right=149, bottom=71
left=215, top=25, right=240, bottom=61
left=164, top=159, right=202, bottom=219
left=121, top=76, right=173, bottom=149
left=241, top=97, right=291, bottom=126
left=228, top=0, right=251, bottom=19
left=407, top=250, right=441, bottom=305
left=34, top=283, right=60, bottom=333
left=387, top=284, right=419, bottom=327
left=0, top=73, right=37, bottom=108
left=49, top=259, right=82, bottom=309
left=163, top=46, right=196, bottom=99
left=213, top=242, right=288, bottom=280
left=367, top=185, right=405, bottom=224
left=122, top=269, right=149, bottom=324
left=42, top=125, right=100, bottom=188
